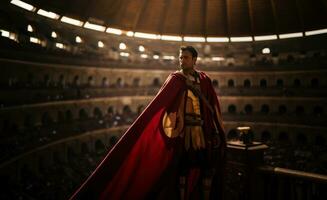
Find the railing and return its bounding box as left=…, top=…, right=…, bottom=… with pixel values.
left=257, top=166, right=327, bottom=200
left=225, top=141, right=327, bottom=200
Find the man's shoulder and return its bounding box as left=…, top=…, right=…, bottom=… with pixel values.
left=195, top=70, right=211, bottom=80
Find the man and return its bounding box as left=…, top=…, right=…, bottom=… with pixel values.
left=70, top=46, right=226, bottom=200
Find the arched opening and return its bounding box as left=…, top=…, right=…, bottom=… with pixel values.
left=72, top=75, right=80, bottom=87
left=260, top=104, right=269, bottom=114
left=123, top=105, right=132, bottom=115
left=243, top=79, right=251, bottom=88
left=293, top=79, right=301, bottom=88
left=41, top=112, right=53, bottom=126
left=93, top=107, right=103, bottom=119
left=152, top=78, right=160, bottom=87
left=212, top=80, right=219, bottom=88
left=87, top=76, right=94, bottom=87
left=260, top=79, right=267, bottom=88
left=244, top=104, right=253, bottom=114
left=137, top=105, right=144, bottom=115
left=227, top=79, right=234, bottom=88
left=102, top=77, right=109, bottom=87
left=133, top=78, right=140, bottom=87
left=65, top=110, right=73, bottom=122
left=228, top=105, right=236, bottom=114
left=276, top=79, right=284, bottom=88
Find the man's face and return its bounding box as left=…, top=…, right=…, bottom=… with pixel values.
left=179, top=50, right=196, bottom=70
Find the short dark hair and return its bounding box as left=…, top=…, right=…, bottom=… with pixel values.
left=180, top=46, right=198, bottom=58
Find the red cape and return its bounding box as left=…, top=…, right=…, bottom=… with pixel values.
left=70, top=71, right=226, bottom=200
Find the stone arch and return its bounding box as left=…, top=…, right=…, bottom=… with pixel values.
left=244, top=104, right=253, bottom=114
left=260, top=104, right=269, bottom=114
left=227, top=79, right=234, bottom=87
left=260, top=79, right=267, bottom=88
left=293, top=78, right=301, bottom=88
left=93, top=107, right=103, bottom=119
left=41, top=112, right=53, bottom=126
left=152, top=78, right=160, bottom=87
left=102, top=77, right=109, bottom=87
left=65, top=110, right=73, bottom=122
left=133, top=78, right=140, bottom=87
left=276, top=79, right=284, bottom=88
left=123, top=105, right=132, bottom=115
left=228, top=105, right=236, bottom=114
left=212, top=80, right=219, bottom=88
left=243, top=79, right=251, bottom=88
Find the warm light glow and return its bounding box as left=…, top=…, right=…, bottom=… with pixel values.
left=183, top=36, right=206, bottom=42
left=237, top=126, right=251, bottom=131
left=30, top=37, right=41, bottom=44
left=161, top=35, right=182, bottom=41
left=163, top=56, right=175, bottom=60
left=98, top=41, right=104, bottom=48
left=212, top=57, right=225, bottom=61
left=61, top=16, right=83, bottom=27
left=254, top=35, right=278, bottom=41
left=279, top=32, right=303, bottom=39
left=27, top=24, right=33, bottom=32
left=10, top=0, right=36, bottom=11
left=305, top=28, right=327, bottom=36
left=37, top=9, right=60, bottom=19
left=119, top=43, right=126, bottom=50
left=134, top=32, right=161, bottom=39
left=51, top=31, right=57, bottom=38
left=206, top=37, right=229, bottom=42
left=153, top=55, right=159, bottom=59
left=84, top=22, right=106, bottom=32
left=120, top=52, right=129, bottom=57
left=1, top=29, right=18, bottom=42
left=56, top=42, right=65, bottom=49
left=262, top=48, right=270, bottom=54
left=0, top=30, right=10, bottom=38
left=140, top=54, right=148, bottom=58
left=230, top=37, right=253, bottom=42
left=75, top=36, right=82, bottom=43
left=106, top=28, right=123, bottom=35
left=138, top=45, right=145, bottom=52
left=126, top=31, right=134, bottom=37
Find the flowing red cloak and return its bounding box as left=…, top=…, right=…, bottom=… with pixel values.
left=70, top=71, right=226, bottom=200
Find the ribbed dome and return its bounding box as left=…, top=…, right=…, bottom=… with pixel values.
left=24, top=0, right=327, bottom=37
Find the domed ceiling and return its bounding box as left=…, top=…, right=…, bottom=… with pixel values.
left=13, top=0, right=327, bottom=37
